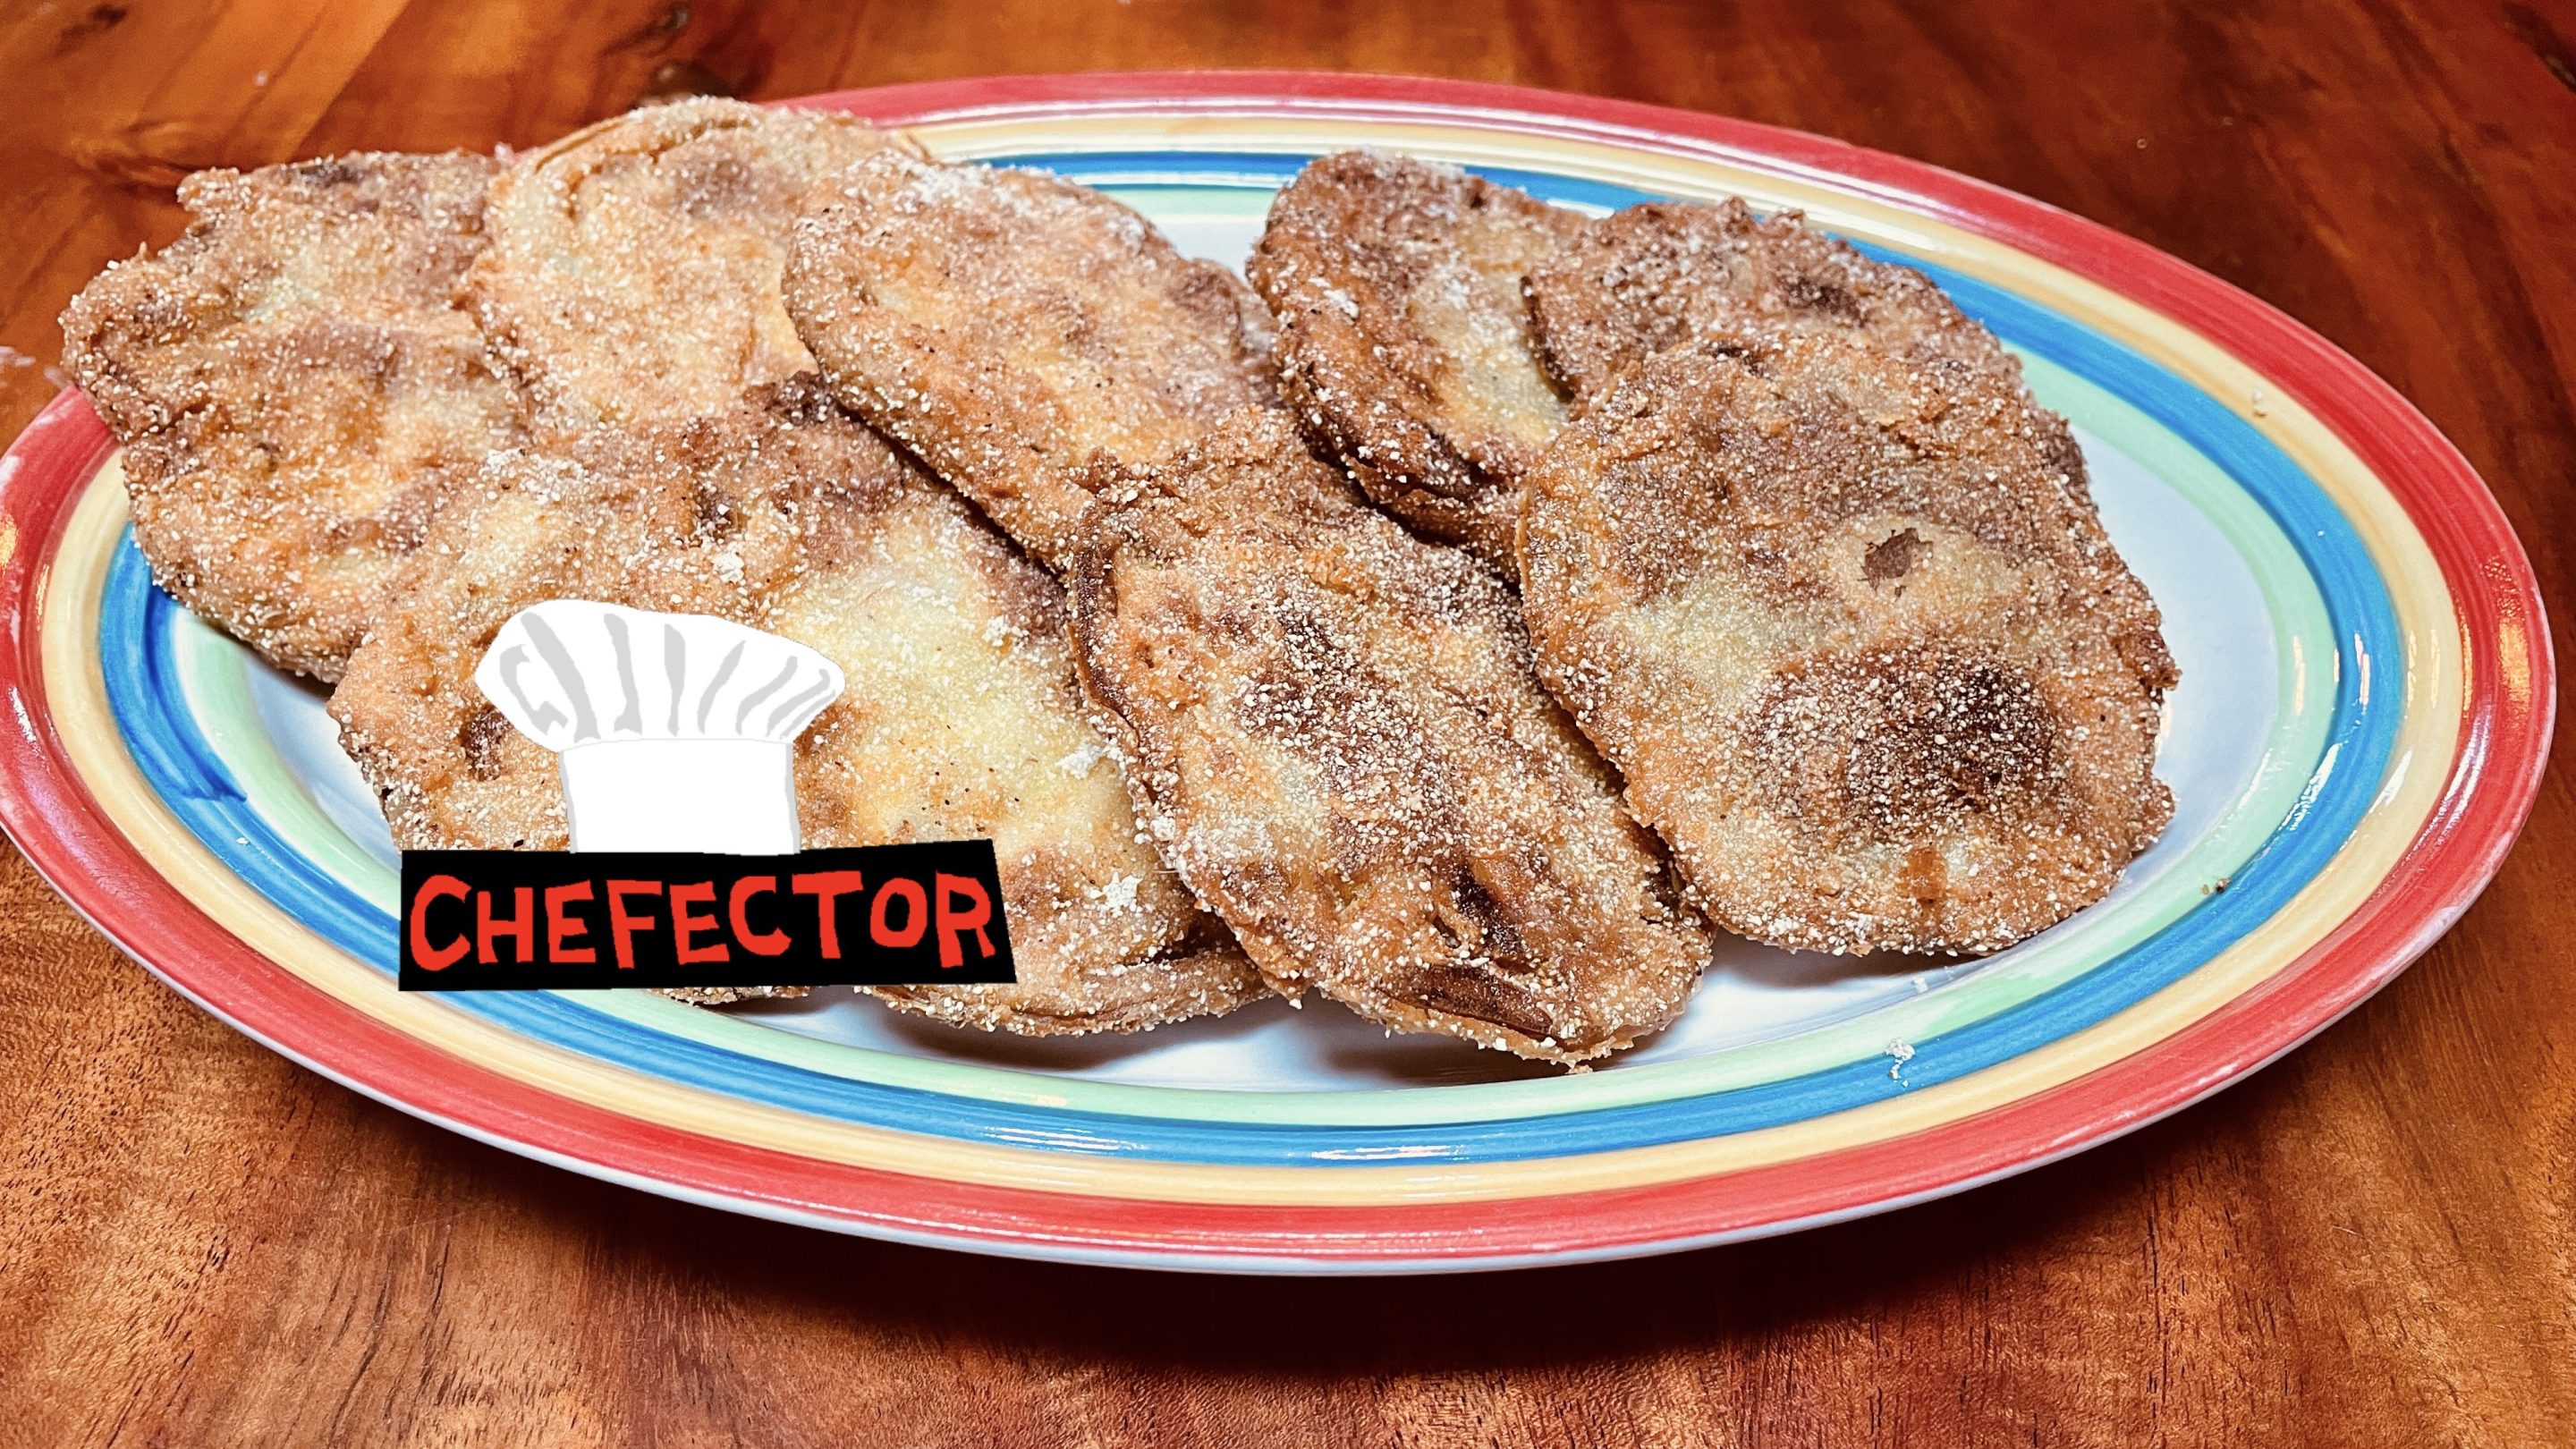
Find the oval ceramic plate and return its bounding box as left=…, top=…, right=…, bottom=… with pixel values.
left=0, top=74, right=2550, bottom=1274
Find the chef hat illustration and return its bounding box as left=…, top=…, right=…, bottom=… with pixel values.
left=473, top=600, right=843, bottom=854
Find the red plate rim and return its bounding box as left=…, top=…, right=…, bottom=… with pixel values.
left=0, top=72, right=2551, bottom=1271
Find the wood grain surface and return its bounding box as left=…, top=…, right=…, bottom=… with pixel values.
left=0, top=2, right=2569, bottom=1444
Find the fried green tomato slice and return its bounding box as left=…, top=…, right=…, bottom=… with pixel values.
left=331, top=377, right=1262, bottom=1028
left=61, top=151, right=525, bottom=682
left=784, top=149, right=1276, bottom=571
left=1246, top=151, right=1582, bottom=578
left=470, top=98, right=902, bottom=436
left=1066, top=408, right=1707, bottom=1065
left=1519, top=334, right=2178, bottom=956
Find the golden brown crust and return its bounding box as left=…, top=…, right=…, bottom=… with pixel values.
left=1066, top=409, right=1707, bottom=1065
left=1525, top=199, right=2091, bottom=479
left=61, top=151, right=525, bottom=682
left=783, top=149, right=1276, bottom=571
left=470, top=99, right=901, bottom=437
left=1519, top=335, right=2177, bottom=955
left=1527, top=199, right=2021, bottom=398
left=327, top=383, right=837, bottom=852
left=329, top=377, right=1264, bottom=1034
left=1246, top=152, right=1583, bottom=578
left=868, top=928, right=1259, bottom=1037
left=654, top=984, right=815, bottom=1005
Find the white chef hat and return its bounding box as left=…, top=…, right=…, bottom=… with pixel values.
left=474, top=600, right=844, bottom=854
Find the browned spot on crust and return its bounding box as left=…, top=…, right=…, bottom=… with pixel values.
left=1864, top=527, right=1928, bottom=584
left=1747, top=647, right=2056, bottom=837
left=458, top=703, right=512, bottom=781
left=1411, top=962, right=1552, bottom=1038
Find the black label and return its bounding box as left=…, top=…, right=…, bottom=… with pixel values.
left=398, top=843, right=1015, bottom=990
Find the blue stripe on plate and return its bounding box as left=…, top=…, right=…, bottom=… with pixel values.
left=96, top=152, right=2403, bottom=1167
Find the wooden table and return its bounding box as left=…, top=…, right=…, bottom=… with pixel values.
left=1, top=2, right=2567, bottom=1443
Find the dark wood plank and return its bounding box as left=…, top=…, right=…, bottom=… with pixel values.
left=0, top=2, right=2567, bottom=1444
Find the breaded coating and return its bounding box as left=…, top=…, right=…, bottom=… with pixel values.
left=1067, top=409, right=1707, bottom=1065
left=1247, top=152, right=1583, bottom=577
left=61, top=152, right=524, bottom=682
left=1519, top=335, right=2177, bottom=955
left=784, top=149, right=1276, bottom=571
left=471, top=98, right=901, bottom=436
left=1526, top=199, right=2087, bottom=476
left=331, top=377, right=1264, bottom=1029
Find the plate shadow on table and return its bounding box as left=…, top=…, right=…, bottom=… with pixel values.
left=450, top=1106, right=2199, bottom=1374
